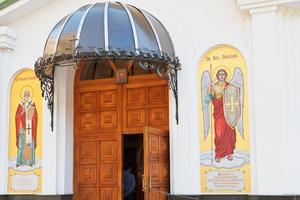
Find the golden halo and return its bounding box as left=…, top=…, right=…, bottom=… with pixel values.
left=211, top=65, right=232, bottom=82
left=20, top=86, right=34, bottom=99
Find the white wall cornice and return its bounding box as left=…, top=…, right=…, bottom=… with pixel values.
left=249, top=5, right=278, bottom=14
left=0, top=26, right=17, bottom=52
left=0, top=0, right=52, bottom=25
left=236, top=0, right=300, bottom=11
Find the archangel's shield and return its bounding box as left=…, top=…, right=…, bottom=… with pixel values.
left=223, top=85, right=241, bottom=128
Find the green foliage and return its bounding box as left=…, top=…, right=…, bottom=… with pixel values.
left=0, top=0, right=19, bottom=10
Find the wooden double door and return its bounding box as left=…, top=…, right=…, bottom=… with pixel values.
left=74, top=74, right=170, bottom=200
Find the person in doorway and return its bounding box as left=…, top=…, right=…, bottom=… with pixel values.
left=123, top=161, right=136, bottom=200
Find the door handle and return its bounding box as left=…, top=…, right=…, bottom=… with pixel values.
left=149, top=176, right=152, bottom=190
left=142, top=175, right=146, bottom=191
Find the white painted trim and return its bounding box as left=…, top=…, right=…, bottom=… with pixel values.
left=0, top=26, right=17, bottom=52
left=53, top=9, right=78, bottom=55
left=119, top=3, right=139, bottom=50
left=104, top=1, right=109, bottom=51
left=147, top=11, right=176, bottom=55
left=0, top=0, right=52, bottom=25
left=249, top=5, right=278, bottom=14
left=54, top=65, right=76, bottom=194
left=75, top=4, right=96, bottom=49
left=236, top=0, right=300, bottom=11
left=141, top=10, right=162, bottom=55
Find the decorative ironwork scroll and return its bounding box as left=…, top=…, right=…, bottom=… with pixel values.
left=169, top=68, right=179, bottom=124
left=34, top=47, right=181, bottom=131
left=34, top=59, right=54, bottom=131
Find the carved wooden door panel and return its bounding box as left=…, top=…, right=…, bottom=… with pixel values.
left=143, top=126, right=169, bottom=200
left=74, top=73, right=169, bottom=200
left=123, top=75, right=169, bottom=133
left=74, top=80, right=122, bottom=200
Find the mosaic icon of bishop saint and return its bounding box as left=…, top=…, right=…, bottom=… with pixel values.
left=15, top=89, right=38, bottom=167
left=201, top=67, right=244, bottom=163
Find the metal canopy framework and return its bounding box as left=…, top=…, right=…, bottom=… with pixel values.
left=34, top=2, right=181, bottom=130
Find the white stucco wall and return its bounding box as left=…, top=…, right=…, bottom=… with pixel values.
left=0, top=0, right=299, bottom=196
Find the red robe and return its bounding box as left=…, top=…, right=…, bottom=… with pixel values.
left=15, top=101, right=38, bottom=148
left=212, top=83, right=236, bottom=159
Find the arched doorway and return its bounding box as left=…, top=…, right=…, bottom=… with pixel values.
left=34, top=2, right=180, bottom=199
left=73, top=61, right=169, bottom=200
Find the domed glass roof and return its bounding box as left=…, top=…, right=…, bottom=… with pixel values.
left=34, top=2, right=181, bottom=130
left=44, top=2, right=175, bottom=57
left=35, top=2, right=180, bottom=79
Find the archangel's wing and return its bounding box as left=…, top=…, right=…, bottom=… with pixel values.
left=230, top=67, right=244, bottom=139
left=201, top=71, right=212, bottom=140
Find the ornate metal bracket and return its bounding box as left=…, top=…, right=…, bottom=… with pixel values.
left=41, top=77, right=54, bottom=131
left=34, top=60, right=54, bottom=131
left=35, top=48, right=181, bottom=131
left=169, top=68, right=179, bottom=124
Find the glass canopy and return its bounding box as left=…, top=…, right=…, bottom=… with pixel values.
left=34, top=1, right=181, bottom=130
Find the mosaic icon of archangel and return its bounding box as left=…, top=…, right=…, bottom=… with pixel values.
left=201, top=67, right=244, bottom=163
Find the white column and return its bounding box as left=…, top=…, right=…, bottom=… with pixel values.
left=251, top=6, right=284, bottom=194
left=276, top=8, right=300, bottom=194
left=55, top=66, right=75, bottom=194
left=41, top=89, right=57, bottom=194
left=42, top=65, right=76, bottom=194
left=237, top=0, right=300, bottom=195
left=0, top=26, right=17, bottom=194
left=167, top=24, right=200, bottom=195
